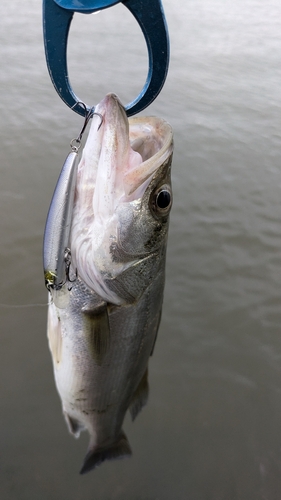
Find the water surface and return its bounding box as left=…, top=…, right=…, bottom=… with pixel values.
left=1, top=1, right=281, bottom=499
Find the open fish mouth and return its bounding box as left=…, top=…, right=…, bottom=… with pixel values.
left=70, top=93, right=173, bottom=304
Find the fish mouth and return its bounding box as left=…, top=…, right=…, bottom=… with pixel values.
left=70, top=93, right=173, bottom=303
left=82, top=93, right=172, bottom=201
left=73, top=93, right=173, bottom=219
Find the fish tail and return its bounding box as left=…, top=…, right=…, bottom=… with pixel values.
left=80, top=430, right=132, bottom=475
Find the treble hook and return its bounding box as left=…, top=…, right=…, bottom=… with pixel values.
left=70, top=102, right=103, bottom=151
left=64, top=247, right=77, bottom=288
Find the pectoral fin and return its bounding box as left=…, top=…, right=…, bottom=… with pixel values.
left=129, top=368, right=149, bottom=421
left=47, top=302, right=62, bottom=365
left=83, top=304, right=110, bottom=365
left=80, top=431, right=132, bottom=474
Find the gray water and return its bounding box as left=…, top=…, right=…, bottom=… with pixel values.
left=1, top=0, right=281, bottom=498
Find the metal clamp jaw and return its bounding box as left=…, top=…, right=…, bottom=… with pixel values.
left=42, top=0, right=170, bottom=117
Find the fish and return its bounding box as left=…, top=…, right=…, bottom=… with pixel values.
left=45, top=93, right=173, bottom=474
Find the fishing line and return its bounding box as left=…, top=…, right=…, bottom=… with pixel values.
left=0, top=302, right=50, bottom=308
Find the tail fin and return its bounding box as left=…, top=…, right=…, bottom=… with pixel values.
left=80, top=431, right=132, bottom=475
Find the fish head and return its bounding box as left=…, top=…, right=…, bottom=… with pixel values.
left=71, top=94, right=173, bottom=304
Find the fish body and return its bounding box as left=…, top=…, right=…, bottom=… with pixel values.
left=46, top=94, right=173, bottom=473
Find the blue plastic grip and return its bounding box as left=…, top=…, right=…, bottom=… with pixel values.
left=42, top=0, right=170, bottom=116
left=54, top=0, right=120, bottom=12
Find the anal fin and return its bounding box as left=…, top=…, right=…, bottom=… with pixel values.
left=80, top=430, right=132, bottom=475
left=150, top=308, right=162, bottom=356
left=129, top=368, right=149, bottom=421
left=63, top=411, right=84, bottom=438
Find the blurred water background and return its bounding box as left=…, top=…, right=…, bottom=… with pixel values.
left=1, top=1, right=281, bottom=498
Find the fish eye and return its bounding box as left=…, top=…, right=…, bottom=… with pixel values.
left=156, top=189, right=171, bottom=209
left=150, top=184, right=172, bottom=217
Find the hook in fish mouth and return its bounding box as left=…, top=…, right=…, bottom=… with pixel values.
left=71, top=103, right=104, bottom=152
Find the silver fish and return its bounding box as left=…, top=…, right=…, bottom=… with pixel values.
left=46, top=93, right=173, bottom=474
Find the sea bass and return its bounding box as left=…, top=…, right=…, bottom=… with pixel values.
left=45, top=93, right=173, bottom=474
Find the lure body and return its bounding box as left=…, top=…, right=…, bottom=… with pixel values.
left=43, top=150, right=79, bottom=292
